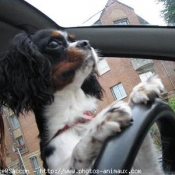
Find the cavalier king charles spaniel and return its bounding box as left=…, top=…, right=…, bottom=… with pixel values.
left=0, top=29, right=164, bottom=174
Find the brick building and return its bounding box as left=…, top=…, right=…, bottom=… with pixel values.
left=3, top=109, right=42, bottom=174
left=3, top=0, right=175, bottom=174
left=94, top=0, right=175, bottom=110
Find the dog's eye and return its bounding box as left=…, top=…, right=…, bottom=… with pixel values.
left=48, top=41, right=61, bottom=48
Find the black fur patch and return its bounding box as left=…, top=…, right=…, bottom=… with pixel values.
left=0, top=32, right=54, bottom=115
left=81, top=73, right=104, bottom=100
left=43, top=145, right=56, bottom=158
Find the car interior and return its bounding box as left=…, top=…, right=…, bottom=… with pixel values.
left=0, top=0, right=175, bottom=174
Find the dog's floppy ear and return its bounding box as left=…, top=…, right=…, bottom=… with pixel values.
left=81, top=72, right=104, bottom=100
left=0, top=32, right=53, bottom=115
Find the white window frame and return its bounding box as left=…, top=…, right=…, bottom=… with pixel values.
left=30, top=156, right=41, bottom=175
left=10, top=115, right=20, bottom=129
left=113, top=18, right=129, bottom=25
left=139, top=71, right=153, bottom=82
left=111, top=83, right=127, bottom=100
left=16, top=136, right=26, bottom=152
left=97, top=58, right=110, bottom=75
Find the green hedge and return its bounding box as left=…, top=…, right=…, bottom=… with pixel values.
left=168, top=97, right=175, bottom=113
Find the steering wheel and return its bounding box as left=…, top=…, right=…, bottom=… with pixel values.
left=90, top=98, right=175, bottom=174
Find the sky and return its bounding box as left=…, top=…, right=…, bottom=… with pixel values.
left=25, top=0, right=166, bottom=27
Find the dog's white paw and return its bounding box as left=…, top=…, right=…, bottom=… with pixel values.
left=128, top=75, right=164, bottom=106
left=105, top=100, right=133, bottom=127
left=69, top=101, right=132, bottom=172
left=91, top=101, right=132, bottom=142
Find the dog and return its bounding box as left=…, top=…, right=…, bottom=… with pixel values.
left=0, top=29, right=164, bottom=174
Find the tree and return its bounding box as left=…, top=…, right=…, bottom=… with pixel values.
left=157, top=0, right=175, bottom=25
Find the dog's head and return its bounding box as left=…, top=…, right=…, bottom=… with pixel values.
left=0, top=29, right=103, bottom=114
left=31, top=30, right=99, bottom=91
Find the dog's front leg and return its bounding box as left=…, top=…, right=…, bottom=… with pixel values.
left=129, top=75, right=164, bottom=174
left=69, top=101, right=132, bottom=174
left=132, top=134, right=163, bottom=175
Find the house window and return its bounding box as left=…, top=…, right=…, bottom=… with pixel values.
left=30, top=156, right=41, bottom=175
left=97, top=58, right=110, bottom=75
left=131, top=58, right=154, bottom=70
left=113, top=18, right=129, bottom=25
left=16, top=136, right=26, bottom=153
left=10, top=115, right=20, bottom=129
left=139, top=71, right=153, bottom=82
left=111, top=83, right=127, bottom=100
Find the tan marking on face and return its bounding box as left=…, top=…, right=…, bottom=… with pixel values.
left=68, top=34, right=76, bottom=40
left=51, top=39, right=89, bottom=91
left=66, top=47, right=85, bottom=62
left=52, top=49, right=84, bottom=91
left=51, top=31, right=62, bottom=37
left=52, top=62, right=75, bottom=90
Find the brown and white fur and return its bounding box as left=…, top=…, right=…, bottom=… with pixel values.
left=0, top=29, right=164, bottom=174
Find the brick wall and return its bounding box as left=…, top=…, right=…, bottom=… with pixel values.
left=100, top=0, right=140, bottom=25
left=96, top=0, right=175, bottom=110
left=19, top=112, right=40, bottom=153
left=4, top=111, right=43, bottom=175
left=97, top=58, right=175, bottom=111
left=97, top=57, right=140, bottom=110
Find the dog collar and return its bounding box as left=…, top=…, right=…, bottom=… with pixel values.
left=52, top=111, right=94, bottom=140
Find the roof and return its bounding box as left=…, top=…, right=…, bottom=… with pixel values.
left=93, top=0, right=148, bottom=25
left=137, top=15, right=149, bottom=25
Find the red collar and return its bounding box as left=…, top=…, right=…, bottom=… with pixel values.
left=52, top=111, right=94, bottom=140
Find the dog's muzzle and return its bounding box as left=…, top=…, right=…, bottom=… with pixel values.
left=76, top=40, right=91, bottom=50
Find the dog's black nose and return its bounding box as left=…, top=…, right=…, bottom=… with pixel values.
left=76, top=40, right=91, bottom=49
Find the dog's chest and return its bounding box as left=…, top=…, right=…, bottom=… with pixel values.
left=43, top=89, right=97, bottom=168
left=46, top=129, right=82, bottom=169
left=44, top=89, right=97, bottom=140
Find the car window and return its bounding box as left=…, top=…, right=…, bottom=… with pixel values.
left=25, top=0, right=175, bottom=157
